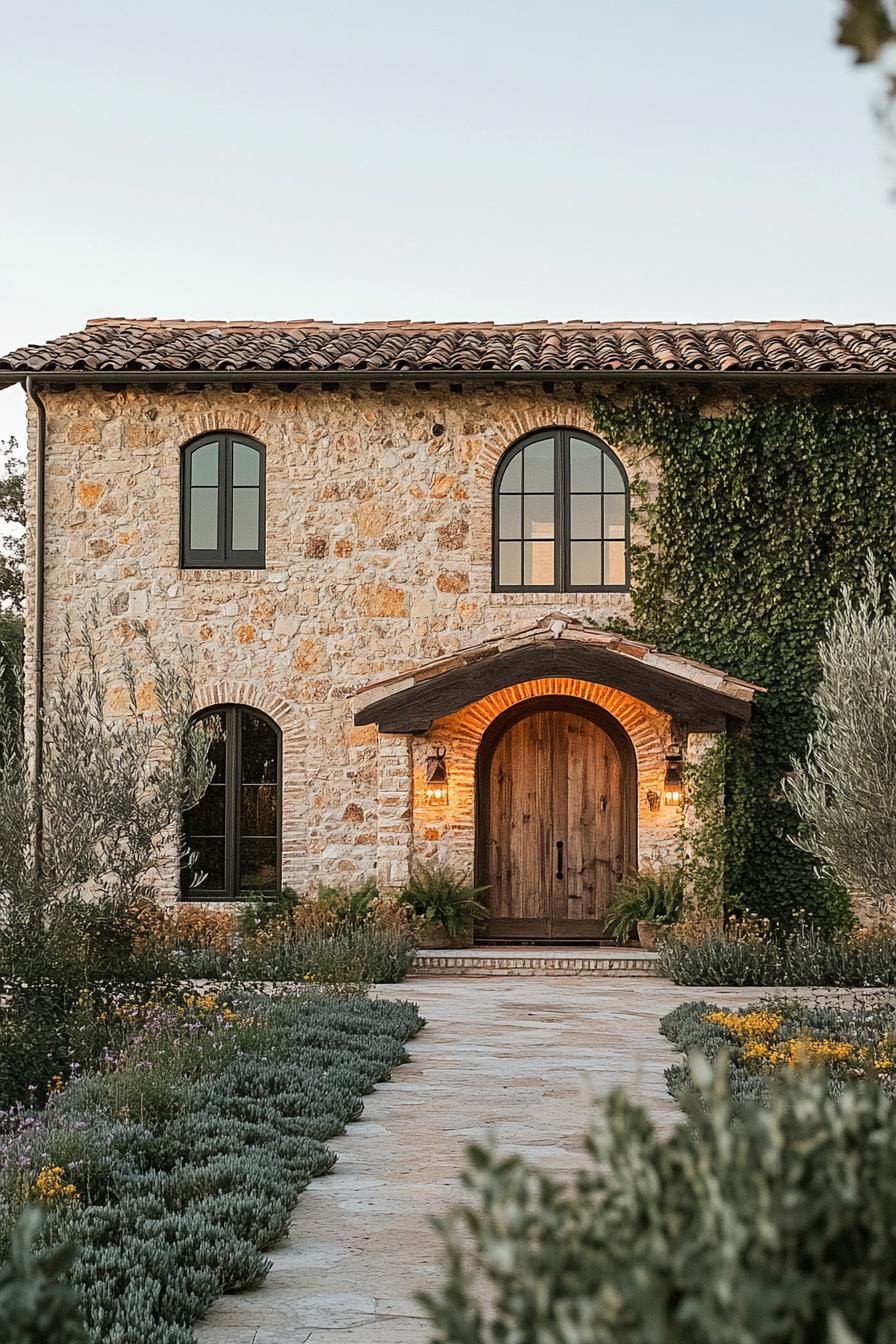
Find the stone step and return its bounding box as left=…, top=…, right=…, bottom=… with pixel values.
left=411, top=945, right=660, bottom=977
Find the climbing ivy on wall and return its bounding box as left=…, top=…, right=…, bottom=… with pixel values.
left=592, top=386, right=896, bottom=929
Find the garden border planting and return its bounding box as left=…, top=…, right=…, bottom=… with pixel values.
left=660, top=993, right=896, bottom=1105
left=0, top=990, right=423, bottom=1344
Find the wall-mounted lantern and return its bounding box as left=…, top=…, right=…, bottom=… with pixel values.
left=663, top=743, right=684, bottom=807
left=424, top=746, right=448, bottom=805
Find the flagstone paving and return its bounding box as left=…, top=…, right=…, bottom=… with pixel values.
left=195, top=976, right=762, bottom=1344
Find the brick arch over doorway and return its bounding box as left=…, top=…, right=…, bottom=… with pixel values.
left=403, top=675, right=677, bottom=882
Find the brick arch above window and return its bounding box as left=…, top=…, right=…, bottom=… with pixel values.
left=466, top=407, right=635, bottom=598
left=491, top=427, right=630, bottom=593
left=192, top=681, right=306, bottom=748
left=175, top=409, right=266, bottom=442
left=471, top=404, right=602, bottom=484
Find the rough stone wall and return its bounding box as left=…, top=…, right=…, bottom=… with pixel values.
left=26, top=380, right=670, bottom=899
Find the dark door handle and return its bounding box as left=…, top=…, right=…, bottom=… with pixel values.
left=556, top=840, right=564, bottom=880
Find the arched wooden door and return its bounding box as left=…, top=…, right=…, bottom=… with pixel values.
left=476, top=696, right=635, bottom=941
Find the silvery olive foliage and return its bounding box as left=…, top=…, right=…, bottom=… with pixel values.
left=838, top=0, right=896, bottom=143
left=787, top=559, right=896, bottom=919
left=0, top=1207, right=85, bottom=1343
left=421, top=1057, right=896, bottom=1344
left=0, top=616, right=212, bottom=982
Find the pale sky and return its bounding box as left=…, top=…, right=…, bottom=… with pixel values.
left=0, top=0, right=891, bottom=447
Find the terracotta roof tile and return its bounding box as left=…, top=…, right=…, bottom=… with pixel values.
left=3, top=318, right=896, bottom=379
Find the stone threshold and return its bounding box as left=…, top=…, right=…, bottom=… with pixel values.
left=411, top=944, right=660, bottom=977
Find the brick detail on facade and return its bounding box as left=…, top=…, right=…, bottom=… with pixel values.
left=399, top=675, right=690, bottom=881
left=191, top=679, right=308, bottom=899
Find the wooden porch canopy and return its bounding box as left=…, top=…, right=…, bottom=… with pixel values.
left=353, top=617, right=762, bottom=734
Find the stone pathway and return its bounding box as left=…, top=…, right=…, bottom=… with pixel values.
left=196, top=977, right=760, bottom=1343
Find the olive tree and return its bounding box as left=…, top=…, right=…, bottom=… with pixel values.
left=787, top=559, right=896, bottom=920
left=0, top=619, right=212, bottom=982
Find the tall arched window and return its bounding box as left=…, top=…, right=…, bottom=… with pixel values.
left=181, top=705, right=280, bottom=901
left=493, top=428, right=629, bottom=592
left=181, top=432, right=266, bottom=568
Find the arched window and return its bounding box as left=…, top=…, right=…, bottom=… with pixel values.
left=181, top=432, right=266, bottom=568
left=493, top=428, right=629, bottom=592
left=181, top=705, right=280, bottom=901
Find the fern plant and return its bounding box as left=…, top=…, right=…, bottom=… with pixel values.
left=399, top=863, right=489, bottom=937
left=605, top=865, right=684, bottom=942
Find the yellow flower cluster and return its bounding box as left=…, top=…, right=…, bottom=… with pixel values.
left=703, top=1010, right=783, bottom=1039
left=31, top=1165, right=79, bottom=1204
left=743, top=1037, right=855, bottom=1068
left=183, top=992, right=237, bottom=1023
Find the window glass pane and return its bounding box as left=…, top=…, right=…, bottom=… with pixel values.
left=241, top=714, right=278, bottom=784
left=186, top=783, right=226, bottom=837
left=190, top=487, right=218, bottom=550
left=501, top=450, right=522, bottom=492
left=604, top=494, right=626, bottom=539
left=523, top=540, right=554, bottom=586
left=570, top=495, right=600, bottom=540
left=240, top=839, right=278, bottom=891
left=498, top=541, right=521, bottom=586
left=231, top=488, right=260, bottom=551
left=232, top=441, right=260, bottom=486
left=604, top=541, right=627, bottom=586
left=603, top=455, right=625, bottom=493
left=570, top=541, right=601, bottom=587
left=190, top=440, right=219, bottom=487
left=194, top=712, right=227, bottom=783
left=186, top=838, right=226, bottom=892
left=498, top=494, right=521, bottom=539
left=241, top=785, right=277, bottom=837
left=522, top=494, right=554, bottom=540
left=523, top=438, right=554, bottom=491
left=570, top=437, right=602, bottom=491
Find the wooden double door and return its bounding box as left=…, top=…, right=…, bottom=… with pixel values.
left=477, top=697, right=634, bottom=941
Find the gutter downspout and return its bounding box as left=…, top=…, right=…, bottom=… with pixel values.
left=24, top=376, right=46, bottom=866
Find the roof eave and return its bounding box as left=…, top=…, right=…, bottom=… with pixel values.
left=2, top=367, right=896, bottom=391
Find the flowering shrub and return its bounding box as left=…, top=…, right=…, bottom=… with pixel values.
left=0, top=990, right=423, bottom=1342
left=173, top=905, right=236, bottom=957
left=661, top=994, right=896, bottom=1104
left=702, top=1008, right=784, bottom=1038
left=31, top=1167, right=79, bottom=1206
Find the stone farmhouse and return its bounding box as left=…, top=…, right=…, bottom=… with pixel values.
left=1, top=319, right=891, bottom=940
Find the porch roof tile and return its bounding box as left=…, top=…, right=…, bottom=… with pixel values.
left=353, top=617, right=763, bottom=733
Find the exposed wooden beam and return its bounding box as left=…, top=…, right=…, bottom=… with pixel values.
left=354, top=641, right=747, bottom=733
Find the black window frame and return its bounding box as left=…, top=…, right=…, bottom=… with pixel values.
left=181, top=704, right=282, bottom=902
left=491, top=427, right=630, bottom=593
left=180, top=431, right=266, bottom=569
